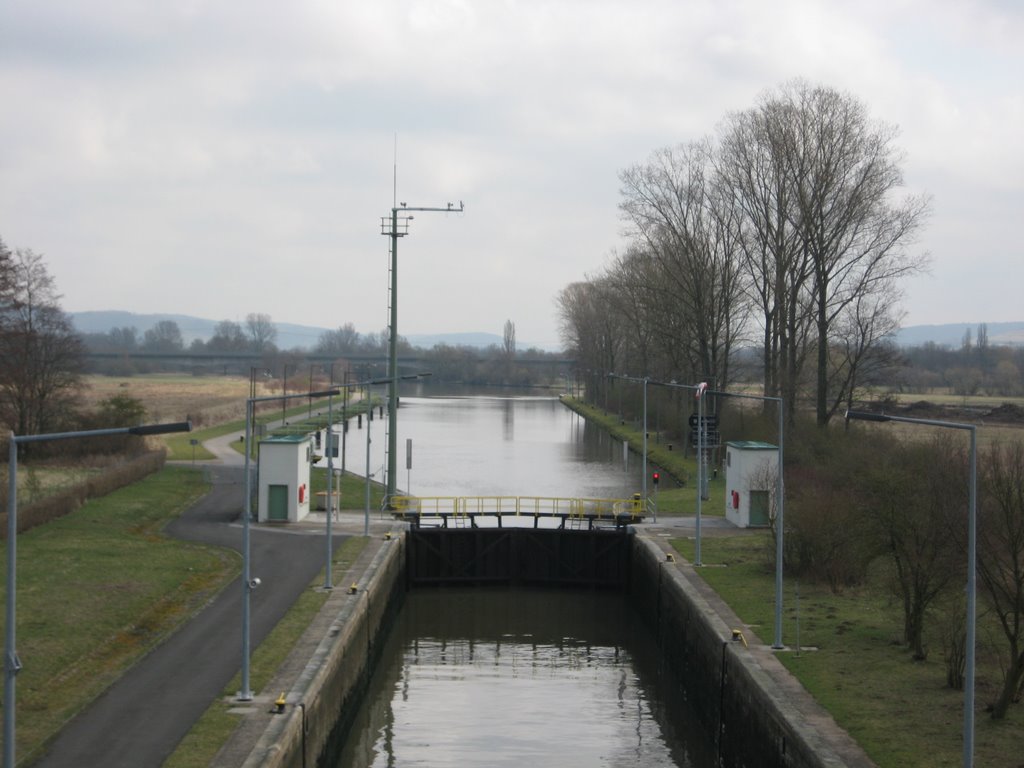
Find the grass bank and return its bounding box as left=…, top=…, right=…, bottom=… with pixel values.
left=671, top=534, right=1024, bottom=766
left=561, top=395, right=726, bottom=516
left=0, top=466, right=235, bottom=763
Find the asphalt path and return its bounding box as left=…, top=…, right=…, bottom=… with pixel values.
left=33, top=458, right=350, bottom=768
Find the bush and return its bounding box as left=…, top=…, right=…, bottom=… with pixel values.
left=0, top=450, right=168, bottom=536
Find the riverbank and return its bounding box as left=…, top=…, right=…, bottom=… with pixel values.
left=559, top=394, right=727, bottom=516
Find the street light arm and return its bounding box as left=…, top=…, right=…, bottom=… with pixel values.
left=307, top=388, right=342, bottom=399
left=845, top=409, right=890, bottom=423
left=128, top=421, right=193, bottom=436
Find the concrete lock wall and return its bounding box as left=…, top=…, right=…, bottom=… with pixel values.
left=227, top=530, right=872, bottom=767
left=223, top=534, right=407, bottom=768
left=630, top=535, right=874, bottom=768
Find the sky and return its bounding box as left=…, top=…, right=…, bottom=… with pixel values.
left=1, top=0, right=1021, bottom=351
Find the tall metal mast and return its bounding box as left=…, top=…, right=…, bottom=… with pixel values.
left=380, top=200, right=463, bottom=503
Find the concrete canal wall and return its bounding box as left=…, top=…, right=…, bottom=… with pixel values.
left=214, top=533, right=407, bottom=768
left=631, top=534, right=874, bottom=768
left=223, top=528, right=872, bottom=767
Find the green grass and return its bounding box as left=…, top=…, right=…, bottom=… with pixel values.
left=0, top=466, right=237, bottom=763
left=162, top=396, right=382, bottom=463
left=563, top=396, right=727, bottom=516
left=670, top=535, right=1024, bottom=767
left=310, top=467, right=388, bottom=513
left=164, top=536, right=370, bottom=768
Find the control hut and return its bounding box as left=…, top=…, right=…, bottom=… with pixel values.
left=258, top=434, right=314, bottom=523
left=724, top=441, right=778, bottom=528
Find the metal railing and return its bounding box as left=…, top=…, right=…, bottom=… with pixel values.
left=390, top=495, right=645, bottom=522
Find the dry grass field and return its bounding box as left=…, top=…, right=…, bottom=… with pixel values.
left=79, top=373, right=279, bottom=428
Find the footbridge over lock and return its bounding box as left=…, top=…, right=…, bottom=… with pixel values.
left=389, top=494, right=646, bottom=588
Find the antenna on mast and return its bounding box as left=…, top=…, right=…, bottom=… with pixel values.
left=392, top=133, right=398, bottom=208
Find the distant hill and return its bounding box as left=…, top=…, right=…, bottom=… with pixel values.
left=76, top=310, right=1017, bottom=354
left=895, top=322, right=1024, bottom=347
left=68, top=311, right=545, bottom=352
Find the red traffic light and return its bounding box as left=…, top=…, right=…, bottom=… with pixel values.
left=652, top=472, right=660, bottom=486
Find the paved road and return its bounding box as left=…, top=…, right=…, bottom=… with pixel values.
left=33, top=444, right=352, bottom=767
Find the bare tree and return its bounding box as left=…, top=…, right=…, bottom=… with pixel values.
left=142, top=320, right=184, bottom=353
left=831, top=285, right=905, bottom=424
left=246, top=312, right=278, bottom=353
left=0, top=248, right=84, bottom=435
left=717, top=81, right=929, bottom=424
left=502, top=319, right=516, bottom=358
left=861, top=436, right=965, bottom=660
left=619, top=140, right=746, bottom=389
left=776, top=82, right=930, bottom=425
left=207, top=319, right=248, bottom=353
left=315, top=323, right=361, bottom=356
left=557, top=278, right=624, bottom=402
left=978, top=440, right=1024, bottom=719
left=718, top=98, right=814, bottom=417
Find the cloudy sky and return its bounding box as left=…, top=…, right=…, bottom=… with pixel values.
left=1, top=0, right=1021, bottom=350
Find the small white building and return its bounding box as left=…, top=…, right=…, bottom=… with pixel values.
left=258, top=434, right=314, bottom=523
left=724, top=440, right=778, bottom=528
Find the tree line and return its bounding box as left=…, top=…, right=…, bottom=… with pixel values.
left=898, top=324, right=1024, bottom=397
left=556, top=78, right=1024, bottom=721
left=558, top=80, right=931, bottom=426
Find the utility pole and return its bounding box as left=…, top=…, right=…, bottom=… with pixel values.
left=380, top=200, right=463, bottom=504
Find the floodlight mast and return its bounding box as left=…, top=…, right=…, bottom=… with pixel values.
left=381, top=201, right=463, bottom=505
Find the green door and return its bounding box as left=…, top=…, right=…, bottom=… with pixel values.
left=749, top=490, right=770, bottom=527
left=268, top=484, right=289, bottom=521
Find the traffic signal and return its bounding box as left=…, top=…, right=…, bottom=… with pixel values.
left=652, top=471, right=660, bottom=486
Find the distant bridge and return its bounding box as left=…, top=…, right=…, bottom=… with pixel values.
left=82, top=350, right=574, bottom=370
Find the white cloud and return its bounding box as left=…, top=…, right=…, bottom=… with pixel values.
left=1, top=0, right=1022, bottom=345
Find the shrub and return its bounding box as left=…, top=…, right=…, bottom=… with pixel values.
left=0, top=450, right=167, bottom=536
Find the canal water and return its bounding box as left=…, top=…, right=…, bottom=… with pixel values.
left=322, top=393, right=715, bottom=766
left=333, top=392, right=646, bottom=500
left=328, top=588, right=716, bottom=768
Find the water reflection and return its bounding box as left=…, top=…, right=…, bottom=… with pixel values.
left=329, top=589, right=714, bottom=768
left=330, top=395, right=645, bottom=500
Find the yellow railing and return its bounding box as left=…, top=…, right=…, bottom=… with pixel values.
left=390, top=495, right=645, bottom=521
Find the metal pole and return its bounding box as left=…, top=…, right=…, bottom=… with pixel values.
left=239, top=399, right=254, bottom=701
left=773, top=398, right=785, bottom=649
left=844, top=410, right=975, bottom=766
left=4, top=421, right=192, bottom=765
left=341, top=369, right=348, bottom=476
left=324, top=393, right=334, bottom=590
left=964, top=425, right=977, bottom=768
left=365, top=392, right=372, bottom=536
left=695, top=384, right=704, bottom=567
left=381, top=202, right=462, bottom=504
left=642, top=378, right=648, bottom=507
left=4, top=437, right=19, bottom=768
left=387, top=207, right=399, bottom=504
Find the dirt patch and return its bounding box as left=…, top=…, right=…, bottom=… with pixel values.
left=892, top=400, right=1024, bottom=426
left=984, top=402, right=1024, bottom=423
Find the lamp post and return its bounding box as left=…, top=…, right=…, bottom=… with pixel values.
left=695, top=382, right=708, bottom=565
left=381, top=201, right=463, bottom=505
left=323, top=391, right=335, bottom=590
left=643, top=378, right=786, bottom=647
left=704, top=387, right=785, bottom=648
left=5, top=420, right=192, bottom=768
left=239, top=388, right=338, bottom=701
left=846, top=409, right=977, bottom=768
left=608, top=374, right=650, bottom=513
